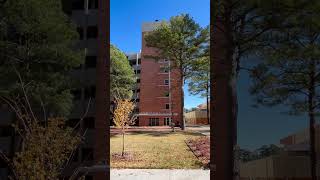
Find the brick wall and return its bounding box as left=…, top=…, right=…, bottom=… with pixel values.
left=139, top=31, right=182, bottom=126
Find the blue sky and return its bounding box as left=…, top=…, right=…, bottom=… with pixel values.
left=111, top=0, right=308, bottom=149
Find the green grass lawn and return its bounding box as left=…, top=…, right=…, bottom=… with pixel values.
left=110, top=131, right=204, bottom=169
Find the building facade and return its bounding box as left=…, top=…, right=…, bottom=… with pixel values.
left=0, top=0, right=108, bottom=179
left=133, top=22, right=182, bottom=127
left=62, top=0, right=108, bottom=179
left=126, top=53, right=141, bottom=125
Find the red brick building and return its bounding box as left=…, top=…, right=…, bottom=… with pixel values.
left=137, top=22, right=182, bottom=126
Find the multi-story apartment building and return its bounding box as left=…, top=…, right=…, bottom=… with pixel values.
left=62, top=0, right=108, bottom=179
left=0, top=1, right=108, bottom=180
left=126, top=53, right=141, bottom=125
left=129, top=22, right=182, bottom=127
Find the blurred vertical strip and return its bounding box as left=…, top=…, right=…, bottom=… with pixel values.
left=94, top=0, right=110, bottom=179
left=211, top=0, right=235, bottom=179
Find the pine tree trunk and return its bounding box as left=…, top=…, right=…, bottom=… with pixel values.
left=122, top=131, right=125, bottom=157
left=308, top=60, right=317, bottom=180
left=231, top=74, right=239, bottom=180
left=206, top=86, right=210, bottom=124
left=212, top=11, right=235, bottom=180
left=180, top=67, right=185, bottom=130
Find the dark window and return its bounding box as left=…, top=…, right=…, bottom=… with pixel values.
left=85, top=176, right=93, bottom=180
left=136, top=89, right=140, bottom=93
left=84, top=86, right=96, bottom=99
left=77, top=27, right=84, bottom=40
left=88, top=0, right=98, bottom=9
left=66, top=118, right=80, bottom=129
left=129, top=61, right=135, bottom=66
left=136, top=70, right=141, bottom=74
left=59, top=177, right=70, bottom=180
left=136, top=79, right=140, bottom=83
left=87, top=26, right=98, bottom=39
left=138, top=58, right=141, bottom=64
left=73, top=64, right=82, bottom=70
left=160, top=66, right=169, bottom=73
left=165, top=104, right=170, bottom=109
left=83, top=117, right=95, bottom=129
left=164, top=79, right=169, bottom=85
left=72, top=0, right=84, bottom=10
left=0, top=158, right=7, bottom=168
left=82, top=148, right=94, bottom=161
left=72, top=149, right=79, bottom=162
left=136, top=99, right=140, bottom=102
left=71, top=89, right=81, bottom=100
left=149, top=118, right=159, bottom=126
left=164, top=117, right=171, bottom=126
left=164, top=92, right=169, bottom=97
left=0, top=126, right=13, bottom=137
left=85, top=56, right=97, bottom=68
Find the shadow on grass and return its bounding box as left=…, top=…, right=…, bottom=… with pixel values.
left=114, top=131, right=206, bottom=137
left=110, top=131, right=206, bottom=139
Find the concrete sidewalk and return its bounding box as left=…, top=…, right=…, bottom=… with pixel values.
left=111, top=169, right=210, bottom=180
left=186, top=125, right=210, bottom=136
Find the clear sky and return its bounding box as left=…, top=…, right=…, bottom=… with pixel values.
left=111, top=0, right=308, bottom=149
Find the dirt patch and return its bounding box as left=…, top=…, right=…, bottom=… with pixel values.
left=186, top=137, right=210, bottom=168
left=111, top=152, right=138, bottom=162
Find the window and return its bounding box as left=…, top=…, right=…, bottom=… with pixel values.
left=84, top=86, right=96, bottom=99
left=136, top=79, right=140, bottom=83
left=160, top=66, right=169, bottom=73
left=136, top=70, right=141, bottom=74
left=66, top=118, right=80, bottom=129
left=71, top=89, right=81, bottom=100
left=72, top=149, right=79, bottom=162
left=73, top=64, right=82, bottom=70
left=129, top=61, right=135, bottom=66
left=164, top=59, right=169, bottom=62
left=165, top=104, right=170, bottom=109
left=83, top=117, right=95, bottom=129
left=0, top=158, right=7, bottom=168
left=164, top=79, right=169, bottom=85
left=138, top=58, right=141, bottom=64
left=81, top=148, right=94, bottom=162
left=164, top=92, right=169, bottom=97
left=149, top=118, right=159, bottom=126
left=0, top=126, right=13, bottom=137
left=85, top=176, right=93, bottom=180
left=136, top=99, right=140, bottom=102
left=88, top=0, right=98, bottom=9
left=164, top=117, right=172, bottom=126
left=77, top=27, right=84, bottom=40
left=87, top=26, right=98, bottom=39
left=136, top=89, right=140, bottom=93
left=85, top=56, right=97, bottom=68
left=72, top=0, right=84, bottom=10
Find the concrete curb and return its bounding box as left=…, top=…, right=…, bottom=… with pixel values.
left=111, top=169, right=210, bottom=180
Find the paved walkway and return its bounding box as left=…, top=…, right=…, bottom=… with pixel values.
left=186, top=125, right=210, bottom=136
left=111, top=169, right=210, bottom=180
left=111, top=126, right=179, bottom=135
